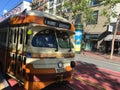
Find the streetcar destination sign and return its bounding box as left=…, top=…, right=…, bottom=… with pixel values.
left=44, top=18, right=71, bottom=29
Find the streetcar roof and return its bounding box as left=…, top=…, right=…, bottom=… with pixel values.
left=11, top=10, right=70, bottom=23
left=0, top=10, right=75, bottom=31
left=27, top=10, right=69, bottom=23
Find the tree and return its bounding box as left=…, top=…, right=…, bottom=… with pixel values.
left=110, top=14, right=120, bottom=59
left=63, top=0, right=96, bottom=24
left=101, top=0, right=120, bottom=59
left=63, top=0, right=120, bottom=59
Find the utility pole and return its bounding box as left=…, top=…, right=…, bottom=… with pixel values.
left=110, top=14, right=120, bottom=59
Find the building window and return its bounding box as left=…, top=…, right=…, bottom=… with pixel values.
left=49, top=0, right=54, bottom=7
left=75, top=14, right=81, bottom=23
left=56, top=0, right=62, bottom=4
left=87, top=10, right=98, bottom=24
left=39, top=1, right=44, bottom=6
left=56, top=5, right=61, bottom=15
left=90, top=0, right=100, bottom=6
left=49, top=8, right=53, bottom=14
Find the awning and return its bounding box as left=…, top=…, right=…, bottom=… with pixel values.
left=104, top=34, right=120, bottom=41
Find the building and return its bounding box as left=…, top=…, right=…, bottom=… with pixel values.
left=0, top=1, right=31, bottom=22
left=31, top=0, right=70, bottom=19
left=31, top=0, right=47, bottom=11
left=81, top=2, right=120, bottom=55
left=32, top=0, right=120, bottom=54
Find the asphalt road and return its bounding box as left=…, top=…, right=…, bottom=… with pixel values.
left=74, top=54, right=120, bottom=72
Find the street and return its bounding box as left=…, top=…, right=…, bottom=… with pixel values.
left=75, top=53, right=120, bottom=72
left=71, top=53, right=120, bottom=90
left=1, top=53, right=120, bottom=90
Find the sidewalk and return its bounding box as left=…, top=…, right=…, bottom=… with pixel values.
left=79, top=50, right=120, bottom=64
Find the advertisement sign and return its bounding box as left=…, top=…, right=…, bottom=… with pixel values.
left=75, top=29, right=83, bottom=52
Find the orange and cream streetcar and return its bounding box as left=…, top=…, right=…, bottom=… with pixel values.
left=0, top=10, right=75, bottom=90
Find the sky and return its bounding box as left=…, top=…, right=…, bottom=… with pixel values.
left=0, top=0, right=31, bottom=17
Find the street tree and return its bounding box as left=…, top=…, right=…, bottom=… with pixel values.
left=63, top=0, right=96, bottom=24
left=62, top=0, right=120, bottom=59
left=100, top=0, right=120, bottom=59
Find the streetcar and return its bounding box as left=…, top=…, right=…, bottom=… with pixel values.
left=0, top=10, right=75, bottom=90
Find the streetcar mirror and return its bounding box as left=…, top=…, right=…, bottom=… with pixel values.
left=27, top=29, right=33, bottom=35
left=70, top=61, right=75, bottom=68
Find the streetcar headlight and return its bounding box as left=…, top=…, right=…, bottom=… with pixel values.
left=58, top=61, right=63, bottom=68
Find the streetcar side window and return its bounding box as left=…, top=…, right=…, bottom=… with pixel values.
left=0, top=32, right=1, bottom=42
left=3, top=32, right=7, bottom=43
left=31, top=30, right=57, bottom=48
left=14, top=29, right=17, bottom=43
left=25, top=30, right=30, bottom=45
left=20, top=29, right=23, bottom=44
left=10, top=30, right=13, bottom=43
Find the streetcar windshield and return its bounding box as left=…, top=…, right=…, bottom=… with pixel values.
left=31, top=29, right=73, bottom=49
left=32, top=30, right=57, bottom=48
left=56, top=31, right=73, bottom=48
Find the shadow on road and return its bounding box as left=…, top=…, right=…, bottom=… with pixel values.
left=72, top=61, right=120, bottom=90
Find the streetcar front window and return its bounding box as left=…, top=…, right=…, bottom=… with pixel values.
left=56, top=31, right=73, bottom=48
left=32, top=30, right=57, bottom=48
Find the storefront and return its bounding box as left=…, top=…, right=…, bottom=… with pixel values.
left=104, top=34, right=120, bottom=54
left=84, top=34, right=98, bottom=51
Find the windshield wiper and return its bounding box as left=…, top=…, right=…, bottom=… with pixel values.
left=55, top=31, right=59, bottom=52
left=55, top=45, right=58, bottom=52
